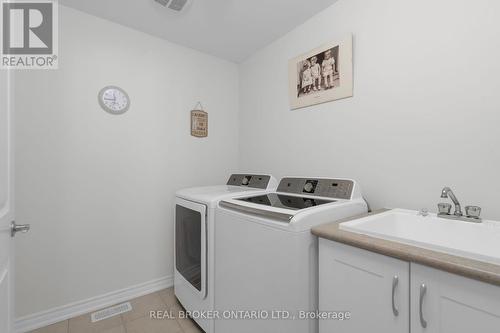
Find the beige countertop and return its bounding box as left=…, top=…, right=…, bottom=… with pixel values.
left=311, top=209, right=500, bottom=287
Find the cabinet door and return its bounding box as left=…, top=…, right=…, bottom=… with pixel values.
left=411, top=263, right=500, bottom=333
left=319, top=240, right=409, bottom=333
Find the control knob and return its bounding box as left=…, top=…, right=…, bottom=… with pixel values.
left=242, top=176, right=251, bottom=186
left=303, top=182, right=314, bottom=193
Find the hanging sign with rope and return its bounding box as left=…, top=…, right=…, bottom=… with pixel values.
left=191, top=102, right=208, bottom=138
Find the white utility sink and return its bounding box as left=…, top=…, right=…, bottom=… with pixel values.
left=339, top=208, right=500, bottom=265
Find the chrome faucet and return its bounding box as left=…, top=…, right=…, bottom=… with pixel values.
left=438, top=186, right=482, bottom=223
left=440, top=187, right=462, bottom=216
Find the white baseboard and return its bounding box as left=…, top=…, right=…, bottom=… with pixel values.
left=14, top=275, right=173, bottom=333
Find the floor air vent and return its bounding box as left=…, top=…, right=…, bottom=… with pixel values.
left=90, top=302, right=132, bottom=323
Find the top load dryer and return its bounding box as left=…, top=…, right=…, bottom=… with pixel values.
left=214, top=177, right=368, bottom=333
left=174, top=174, right=277, bottom=333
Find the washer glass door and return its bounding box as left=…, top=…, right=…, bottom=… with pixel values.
left=175, top=199, right=207, bottom=298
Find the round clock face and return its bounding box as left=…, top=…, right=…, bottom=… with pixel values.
left=98, top=86, right=130, bottom=115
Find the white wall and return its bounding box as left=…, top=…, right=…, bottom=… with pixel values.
left=14, top=6, right=239, bottom=317
left=239, top=0, right=500, bottom=219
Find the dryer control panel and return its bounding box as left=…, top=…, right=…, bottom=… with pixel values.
left=226, top=174, right=272, bottom=189
left=277, top=178, right=354, bottom=200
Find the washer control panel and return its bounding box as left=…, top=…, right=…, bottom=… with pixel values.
left=226, top=174, right=272, bottom=189
left=277, top=178, right=354, bottom=200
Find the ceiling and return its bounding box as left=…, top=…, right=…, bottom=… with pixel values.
left=59, top=0, right=338, bottom=63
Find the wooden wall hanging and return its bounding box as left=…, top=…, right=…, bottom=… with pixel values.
left=191, top=102, right=208, bottom=138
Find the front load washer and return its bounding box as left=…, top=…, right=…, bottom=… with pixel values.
left=174, top=174, right=277, bottom=333
left=214, top=177, right=368, bottom=333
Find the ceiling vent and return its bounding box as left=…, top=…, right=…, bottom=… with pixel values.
left=154, top=0, right=191, bottom=12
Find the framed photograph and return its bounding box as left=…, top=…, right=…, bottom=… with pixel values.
left=288, top=34, right=353, bottom=110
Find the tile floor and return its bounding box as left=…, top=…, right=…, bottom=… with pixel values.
left=29, top=288, right=203, bottom=333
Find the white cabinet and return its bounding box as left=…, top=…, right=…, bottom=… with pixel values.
left=411, top=263, right=500, bottom=333
left=319, top=240, right=500, bottom=333
left=319, top=239, right=410, bottom=333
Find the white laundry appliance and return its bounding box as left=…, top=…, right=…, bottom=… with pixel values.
left=174, top=174, right=277, bottom=333
left=214, top=177, right=368, bottom=333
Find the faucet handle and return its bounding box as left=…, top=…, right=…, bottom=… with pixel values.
left=465, top=206, right=481, bottom=219
left=438, top=203, right=452, bottom=215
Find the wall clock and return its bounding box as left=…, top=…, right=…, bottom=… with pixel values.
left=98, top=86, right=130, bottom=115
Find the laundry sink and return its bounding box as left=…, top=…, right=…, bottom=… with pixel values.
left=339, top=208, right=500, bottom=265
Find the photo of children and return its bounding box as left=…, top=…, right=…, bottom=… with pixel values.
left=296, top=46, right=339, bottom=98
left=289, top=35, right=352, bottom=110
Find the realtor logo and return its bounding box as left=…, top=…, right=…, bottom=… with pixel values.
left=1, top=0, right=58, bottom=69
